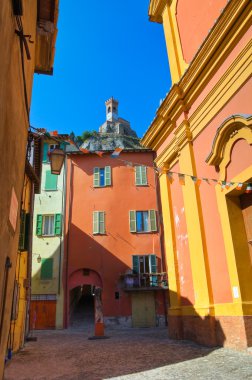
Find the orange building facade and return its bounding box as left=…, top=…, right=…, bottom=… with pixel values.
left=64, top=102, right=167, bottom=330
left=142, top=0, right=252, bottom=348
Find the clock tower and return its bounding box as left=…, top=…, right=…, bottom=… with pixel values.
left=105, top=97, right=118, bottom=121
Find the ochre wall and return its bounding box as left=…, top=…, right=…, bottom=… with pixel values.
left=64, top=152, right=163, bottom=324
left=0, top=1, right=37, bottom=376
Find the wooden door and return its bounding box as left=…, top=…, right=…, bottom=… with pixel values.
left=132, top=292, right=156, bottom=327
left=30, top=300, right=56, bottom=330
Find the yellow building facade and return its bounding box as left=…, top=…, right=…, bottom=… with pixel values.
left=142, top=0, right=252, bottom=348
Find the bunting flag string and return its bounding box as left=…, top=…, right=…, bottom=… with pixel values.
left=69, top=144, right=252, bottom=193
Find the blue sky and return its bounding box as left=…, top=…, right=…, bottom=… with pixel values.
left=30, top=0, right=171, bottom=139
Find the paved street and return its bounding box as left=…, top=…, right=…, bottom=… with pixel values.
left=4, top=327, right=252, bottom=380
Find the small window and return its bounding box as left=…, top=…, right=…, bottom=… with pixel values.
left=93, top=167, right=111, bottom=187
left=41, top=258, right=53, bottom=280
left=135, top=166, right=147, bottom=186
left=129, top=210, right=157, bottom=233
left=43, top=215, right=55, bottom=236
left=132, top=254, right=157, bottom=287
left=36, top=214, right=62, bottom=237
left=93, top=211, right=105, bottom=234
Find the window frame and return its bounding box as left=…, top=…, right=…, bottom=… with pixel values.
left=93, top=211, right=106, bottom=235
left=42, top=215, right=55, bottom=236
left=135, top=165, right=148, bottom=186
left=93, top=166, right=111, bottom=188
left=129, top=210, right=157, bottom=233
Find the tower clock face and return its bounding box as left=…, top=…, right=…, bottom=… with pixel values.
left=107, top=112, right=112, bottom=120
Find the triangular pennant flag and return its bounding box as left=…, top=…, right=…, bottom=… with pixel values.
left=178, top=173, right=185, bottom=185
left=95, top=151, right=104, bottom=157
left=80, top=148, right=89, bottom=154
left=225, top=182, right=231, bottom=190
left=111, top=147, right=123, bottom=158
left=245, top=183, right=252, bottom=193
left=191, top=176, right=201, bottom=186
left=236, top=183, right=243, bottom=190
left=202, top=178, right=211, bottom=185
left=167, top=172, right=174, bottom=184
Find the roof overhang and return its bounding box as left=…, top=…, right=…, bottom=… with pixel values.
left=148, top=0, right=167, bottom=23
left=35, top=0, right=59, bottom=75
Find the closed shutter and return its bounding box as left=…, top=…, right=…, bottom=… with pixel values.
left=93, top=211, right=99, bottom=234
left=132, top=256, right=139, bottom=274
left=93, top=168, right=100, bottom=187
left=149, top=210, right=157, bottom=232
left=18, top=210, right=26, bottom=251
left=54, top=214, right=62, bottom=235
left=43, top=143, right=48, bottom=163
left=105, top=166, right=111, bottom=186
left=129, top=210, right=136, bottom=232
left=141, top=166, right=147, bottom=185
left=36, top=214, right=43, bottom=236
left=45, top=170, right=58, bottom=190
left=41, top=258, right=53, bottom=280
left=99, top=211, right=105, bottom=234
left=135, top=166, right=141, bottom=185
left=24, top=213, right=30, bottom=250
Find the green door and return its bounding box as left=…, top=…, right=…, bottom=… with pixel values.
left=132, top=291, right=156, bottom=327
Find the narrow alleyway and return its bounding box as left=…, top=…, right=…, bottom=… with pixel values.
left=4, top=327, right=252, bottom=380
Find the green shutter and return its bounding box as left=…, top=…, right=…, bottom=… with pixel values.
left=24, top=213, right=30, bottom=251
left=36, top=214, right=43, bottom=236
left=43, top=143, right=48, bottom=163
left=93, top=211, right=99, bottom=234
left=41, top=258, right=53, bottom=280
left=135, top=166, right=141, bottom=185
left=18, top=210, right=26, bottom=251
left=129, top=210, right=136, bottom=232
left=149, top=210, right=157, bottom=232
left=93, top=168, right=100, bottom=187
left=141, top=166, right=147, bottom=185
left=105, top=166, right=111, bottom=186
left=99, top=211, right=105, bottom=234
left=54, top=214, right=62, bottom=235
left=45, top=170, right=58, bottom=190
left=149, top=255, right=157, bottom=273
left=149, top=255, right=157, bottom=286
left=132, top=256, right=139, bottom=274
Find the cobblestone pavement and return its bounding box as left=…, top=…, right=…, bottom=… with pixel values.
left=4, top=327, right=252, bottom=380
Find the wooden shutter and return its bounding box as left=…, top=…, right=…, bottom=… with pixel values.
left=105, top=166, right=111, bottom=186
left=36, top=214, right=43, bottom=236
left=129, top=210, right=136, bottom=232
left=43, top=143, right=48, bottom=162
left=135, top=166, right=141, bottom=185
left=54, top=214, right=62, bottom=235
left=132, top=256, right=139, bottom=274
left=93, top=168, right=100, bottom=187
left=45, top=170, right=58, bottom=190
left=93, top=211, right=99, bottom=234
left=141, top=166, right=147, bottom=185
left=41, top=258, right=53, bottom=280
left=149, top=210, right=157, bottom=232
left=99, top=211, right=105, bottom=234
left=24, top=213, right=30, bottom=251
left=149, top=255, right=157, bottom=273
left=18, top=210, right=26, bottom=251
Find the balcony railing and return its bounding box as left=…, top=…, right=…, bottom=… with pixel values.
left=121, top=272, right=168, bottom=291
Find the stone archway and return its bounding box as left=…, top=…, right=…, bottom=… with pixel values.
left=67, top=269, right=102, bottom=329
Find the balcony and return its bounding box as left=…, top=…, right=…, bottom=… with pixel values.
left=121, top=272, right=168, bottom=292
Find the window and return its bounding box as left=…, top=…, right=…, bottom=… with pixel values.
left=93, top=211, right=105, bottom=234
left=132, top=254, right=157, bottom=287
left=45, top=170, right=58, bottom=191
left=135, top=166, right=147, bottom=186
left=36, top=214, right=62, bottom=236
left=93, top=167, right=111, bottom=187
left=18, top=211, right=30, bottom=251
left=41, top=258, right=53, bottom=280
left=129, top=210, right=157, bottom=233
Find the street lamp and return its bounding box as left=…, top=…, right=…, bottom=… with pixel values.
left=49, top=148, right=65, bottom=175
left=33, top=253, right=41, bottom=263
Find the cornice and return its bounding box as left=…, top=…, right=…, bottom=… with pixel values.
left=148, top=0, right=167, bottom=23
left=141, top=0, right=251, bottom=150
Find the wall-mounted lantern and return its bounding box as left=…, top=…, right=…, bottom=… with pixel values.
left=49, top=148, right=65, bottom=175
left=33, top=253, right=41, bottom=263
